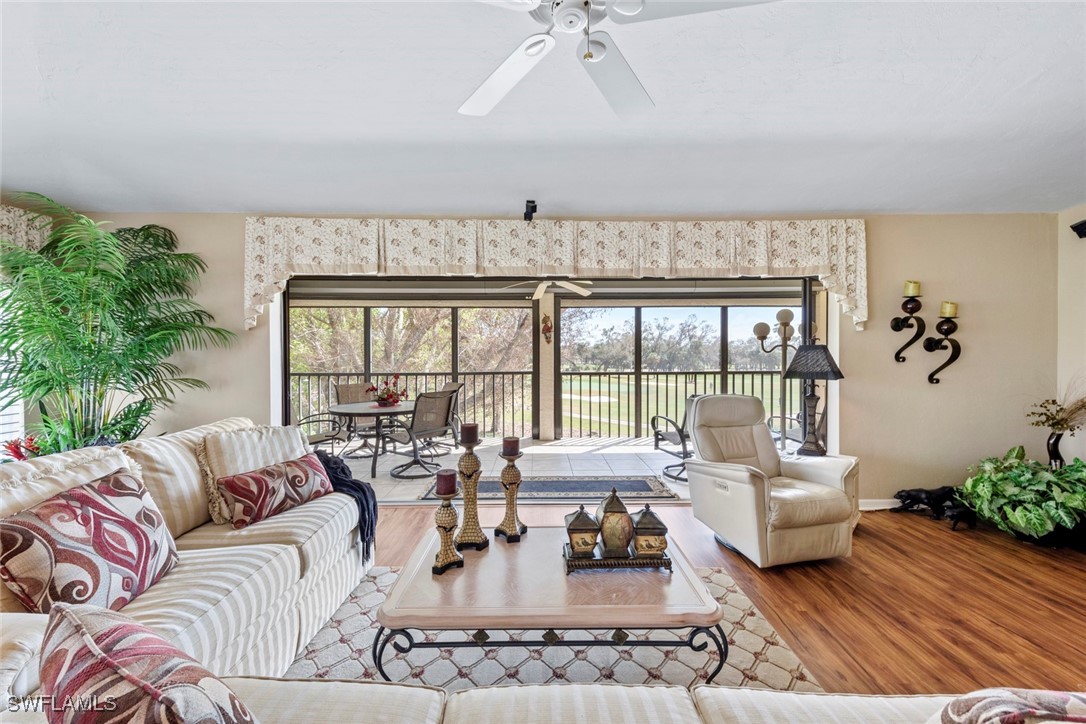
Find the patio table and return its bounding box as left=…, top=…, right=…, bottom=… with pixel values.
left=329, top=400, right=415, bottom=479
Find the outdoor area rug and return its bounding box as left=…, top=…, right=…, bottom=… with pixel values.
left=285, top=567, right=821, bottom=693
left=420, top=475, right=679, bottom=501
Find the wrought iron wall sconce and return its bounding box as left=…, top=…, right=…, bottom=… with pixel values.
left=890, top=295, right=926, bottom=362
left=923, top=302, right=961, bottom=384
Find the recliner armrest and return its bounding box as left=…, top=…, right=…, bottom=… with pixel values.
left=1, top=612, right=47, bottom=698
left=686, top=460, right=772, bottom=503
left=780, top=455, right=860, bottom=517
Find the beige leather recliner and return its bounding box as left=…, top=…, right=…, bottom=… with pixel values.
left=685, top=395, right=859, bottom=568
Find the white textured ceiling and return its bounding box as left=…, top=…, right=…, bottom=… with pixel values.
left=2, top=1, right=1084, bottom=216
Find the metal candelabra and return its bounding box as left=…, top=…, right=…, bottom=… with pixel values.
left=754, top=309, right=798, bottom=452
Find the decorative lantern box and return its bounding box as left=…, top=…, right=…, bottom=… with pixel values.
left=595, top=487, right=634, bottom=558
left=630, top=504, right=669, bottom=558
left=564, top=504, right=600, bottom=558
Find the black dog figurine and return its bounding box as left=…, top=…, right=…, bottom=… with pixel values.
left=891, top=486, right=958, bottom=520
left=944, top=504, right=977, bottom=530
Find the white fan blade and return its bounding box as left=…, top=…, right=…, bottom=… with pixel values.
left=459, top=33, right=556, bottom=116
left=606, top=0, right=774, bottom=24
left=532, top=282, right=550, bottom=300
left=474, top=0, right=542, bottom=11
left=576, top=32, right=654, bottom=117
left=555, top=280, right=593, bottom=297
left=497, top=281, right=537, bottom=291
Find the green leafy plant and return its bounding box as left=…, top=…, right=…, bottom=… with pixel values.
left=958, top=446, right=1086, bottom=539
left=0, top=193, right=234, bottom=452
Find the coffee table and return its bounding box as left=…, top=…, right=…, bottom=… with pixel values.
left=373, top=526, right=727, bottom=683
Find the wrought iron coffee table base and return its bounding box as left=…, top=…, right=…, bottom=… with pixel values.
left=372, top=624, right=728, bottom=684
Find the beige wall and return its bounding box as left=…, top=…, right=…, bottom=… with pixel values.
left=102, top=213, right=271, bottom=436
left=840, top=215, right=1058, bottom=500
left=102, top=211, right=1061, bottom=500
left=1057, top=203, right=1086, bottom=462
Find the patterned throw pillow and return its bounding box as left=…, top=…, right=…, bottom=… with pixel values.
left=931, top=688, right=1086, bottom=723
left=40, top=603, right=259, bottom=724
left=0, top=467, right=178, bottom=614
left=215, top=453, right=333, bottom=529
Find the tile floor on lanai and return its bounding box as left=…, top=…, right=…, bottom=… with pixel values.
left=342, top=437, right=691, bottom=503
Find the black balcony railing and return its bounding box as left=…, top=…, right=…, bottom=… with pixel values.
left=291, top=369, right=798, bottom=441
left=288, top=371, right=533, bottom=439
left=559, top=370, right=800, bottom=438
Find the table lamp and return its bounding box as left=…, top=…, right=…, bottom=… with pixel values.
left=783, top=344, right=844, bottom=456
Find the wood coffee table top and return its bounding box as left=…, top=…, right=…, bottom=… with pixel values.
left=377, top=526, right=722, bottom=631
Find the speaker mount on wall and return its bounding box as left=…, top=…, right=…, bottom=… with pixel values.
left=1071, top=219, right=1086, bottom=239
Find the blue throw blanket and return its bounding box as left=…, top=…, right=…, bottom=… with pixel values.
left=315, top=449, right=378, bottom=561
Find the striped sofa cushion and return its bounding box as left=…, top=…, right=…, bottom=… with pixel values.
left=0, top=446, right=137, bottom=613
left=444, top=684, right=701, bottom=723
left=120, top=543, right=300, bottom=669
left=691, top=686, right=954, bottom=724
left=223, top=677, right=445, bottom=724
left=200, top=426, right=310, bottom=525
left=119, top=417, right=254, bottom=538
left=176, top=492, right=358, bottom=577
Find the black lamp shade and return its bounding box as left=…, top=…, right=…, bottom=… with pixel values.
left=784, top=344, right=844, bottom=380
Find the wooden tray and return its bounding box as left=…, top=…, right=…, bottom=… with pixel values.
left=563, top=543, right=673, bottom=575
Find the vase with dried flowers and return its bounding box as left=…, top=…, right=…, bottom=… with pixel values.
left=367, top=375, right=409, bottom=407
left=1027, top=390, right=1086, bottom=470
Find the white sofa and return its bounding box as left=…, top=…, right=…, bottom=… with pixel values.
left=0, top=418, right=977, bottom=723
left=0, top=418, right=370, bottom=699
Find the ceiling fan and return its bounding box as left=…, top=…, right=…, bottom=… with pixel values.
left=501, top=279, right=594, bottom=299
left=460, top=0, right=774, bottom=118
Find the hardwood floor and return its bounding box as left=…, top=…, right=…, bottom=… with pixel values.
left=373, top=503, right=1086, bottom=695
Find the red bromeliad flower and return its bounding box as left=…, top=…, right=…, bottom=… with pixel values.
left=2, top=438, right=28, bottom=461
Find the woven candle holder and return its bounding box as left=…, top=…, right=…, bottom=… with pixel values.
left=494, top=454, right=527, bottom=543
left=454, top=442, right=489, bottom=551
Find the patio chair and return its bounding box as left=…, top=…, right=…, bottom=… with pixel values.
left=333, top=381, right=379, bottom=456
left=292, top=407, right=350, bottom=456
left=440, top=381, right=465, bottom=447
left=685, top=394, right=859, bottom=568
left=650, top=394, right=701, bottom=483
left=381, top=389, right=459, bottom=479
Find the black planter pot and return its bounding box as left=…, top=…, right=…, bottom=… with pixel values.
left=1013, top=523, right=1086, bottom=551
left=1047, top=432, right=1065, bottom=470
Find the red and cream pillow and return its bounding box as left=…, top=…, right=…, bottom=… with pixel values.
left=0, top=467, right=178, bottom=614
left=929, top=689, right=1086, bottom=724
left=40, top=603, right=258, bottom=724
left=201, top=426, right=332, bottom=528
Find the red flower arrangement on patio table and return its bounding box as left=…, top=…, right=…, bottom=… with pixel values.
left=367, top=375, right=409, bottom=407
left=2, top=436, right=40, bottom=462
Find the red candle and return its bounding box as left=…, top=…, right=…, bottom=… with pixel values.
left=460, top=422, right=479, bottom=445
left=502, top=437, right=520, bottom=457
left=435, top=469, right=457, bottom=496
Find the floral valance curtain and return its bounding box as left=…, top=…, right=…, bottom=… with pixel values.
left=0, top=205, right=46, bottom=251
left=245, top=216, right=868, bottom=331
left=0, top=206, right=867, bottom=331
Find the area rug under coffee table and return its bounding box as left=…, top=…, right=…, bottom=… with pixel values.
left=419, top=475, right=679, bottom=501
left=286, top=567, right=821, bottom=693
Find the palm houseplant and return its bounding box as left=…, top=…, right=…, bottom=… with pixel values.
left=957, top=446, right=1086, bottom=549
left=0, top=193, right=234, bottom=454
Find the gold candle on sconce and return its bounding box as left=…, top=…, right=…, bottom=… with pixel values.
left=939, top=301, right=958, bottom=318
left=903, top=280, right=922, bottom=297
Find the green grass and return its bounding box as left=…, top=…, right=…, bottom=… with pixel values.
left=559, top=372, right=800, bottom=438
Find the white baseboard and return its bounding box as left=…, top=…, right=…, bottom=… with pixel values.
left=860, top=499, right=898, bottom=511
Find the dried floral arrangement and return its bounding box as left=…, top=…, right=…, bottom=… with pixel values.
left=1028, top=389, right=1086, bottom=436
